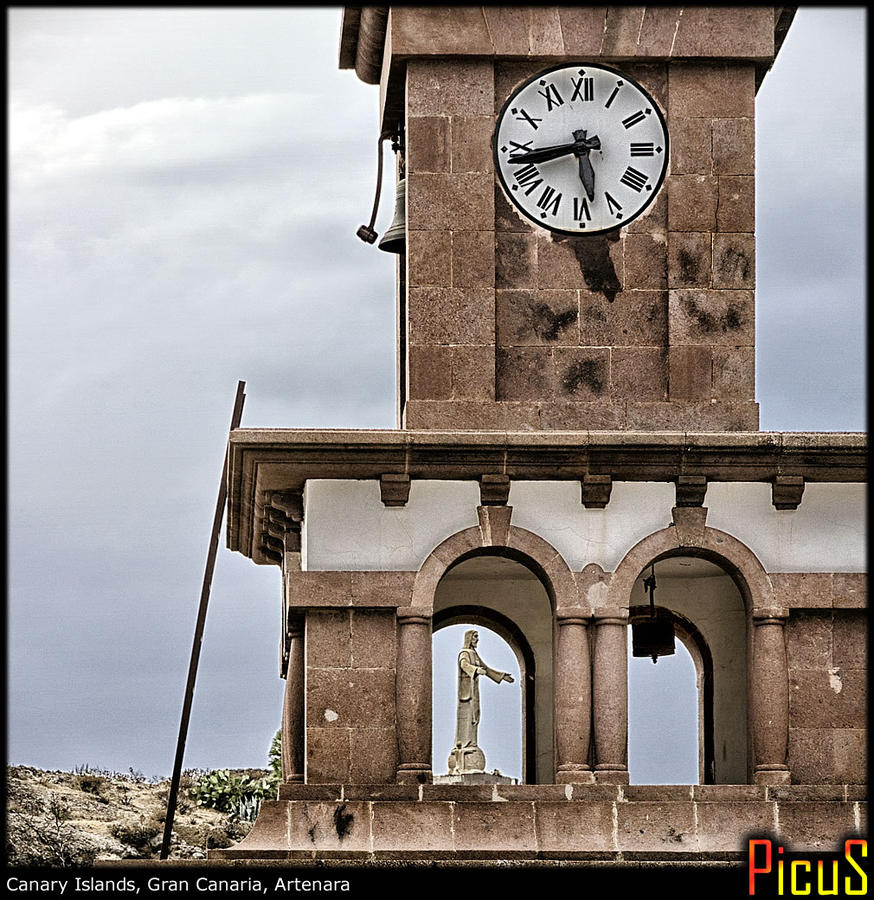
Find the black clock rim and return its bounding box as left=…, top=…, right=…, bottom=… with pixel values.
left=492, top=61, right=670, bottom=237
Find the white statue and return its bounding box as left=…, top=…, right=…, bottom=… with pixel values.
left=448, top=629, right=514, bottom=774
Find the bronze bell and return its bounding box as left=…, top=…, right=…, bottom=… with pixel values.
left=631, top=608, right=676, bottom=663
left=378, top=177, right=406, bottom=253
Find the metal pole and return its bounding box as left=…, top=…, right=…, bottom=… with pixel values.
left=160, top=380, right=246, bottom=860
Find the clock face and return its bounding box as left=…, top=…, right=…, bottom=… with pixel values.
left=494, top=63, right=669, bottom=235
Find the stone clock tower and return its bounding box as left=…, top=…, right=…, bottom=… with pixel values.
left=214, top=7, right=866, bottom=866
left=383, top=6, right=764, bottom=434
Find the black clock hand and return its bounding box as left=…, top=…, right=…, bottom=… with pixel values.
left=507, top=141, right=583, bottom=166
left=571, top=130, right=599, bottom=201
left=508, top=132, right=601, bottom=167
left=578, top=153, right=595, bottom=201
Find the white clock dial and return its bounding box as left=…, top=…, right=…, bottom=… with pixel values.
left=494, top=63, right=669, bottom=235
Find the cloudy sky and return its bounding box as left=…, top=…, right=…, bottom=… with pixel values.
left=8, top=8, right=865, bottom=781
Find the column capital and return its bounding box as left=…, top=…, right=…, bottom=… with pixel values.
left=396, top=607, right=431, bottom=625
left=556, top=607, right=593, bottom=625
left=592, top=607, right=629, bottom=624
left=752, top=606, right=789, bottom=623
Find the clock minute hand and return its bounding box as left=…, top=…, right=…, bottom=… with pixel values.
left=507, top=141, right=581, bottom=166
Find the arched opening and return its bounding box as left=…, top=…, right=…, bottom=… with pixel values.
left=628, top=621, right=704, bottom=784
left=431, top=553, right=553, bottom=784
left=627, top=554, right=747, bottom=784
left=432, top=623, right=522, bottom=780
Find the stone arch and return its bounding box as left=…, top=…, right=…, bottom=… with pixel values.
left=607, top=522, right=774, bottom=613
left=410, top=519, right=578, bottom=614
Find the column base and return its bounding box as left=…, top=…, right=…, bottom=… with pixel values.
left=754, top=766, right=791, bottom=786
left=594, top=765, right=630, bottom=785
left=283, top=774, right=304, bottom=784
left=556, top=765, right=595, bottom=785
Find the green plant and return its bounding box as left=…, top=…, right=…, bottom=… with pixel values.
left=190, top=770, right=273, bottom=821
left=268, top=730, right=282, bottom=783
left=188, top=732, right=283, bottom=823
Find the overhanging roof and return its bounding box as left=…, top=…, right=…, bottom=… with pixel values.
left=226, top=428, right=865, bottom=565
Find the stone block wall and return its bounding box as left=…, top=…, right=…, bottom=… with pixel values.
left=785, top=609, right=867, bottom=785
left=305, top=608, right=399, bottom=783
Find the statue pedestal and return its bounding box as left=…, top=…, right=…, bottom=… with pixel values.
left=434, top=773, right=517, bottom=785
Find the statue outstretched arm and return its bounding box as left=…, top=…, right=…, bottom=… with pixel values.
left=483, top=665, right=514, bottom=684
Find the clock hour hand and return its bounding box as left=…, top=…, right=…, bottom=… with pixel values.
left=578, top=154, right=595, bottom=201
left=572, top=129, right=598, bottom=201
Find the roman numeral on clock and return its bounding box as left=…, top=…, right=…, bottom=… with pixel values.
left=508, top=140, right=534, bottom=154
left=536, top=185, right=562, bottom=217
left=630, top=142, right=655, bottom=156
left=511, top=107, right=542, bottom=129
left=622, top=110, right=647, bottom=129
left=604, top=81, right=623, bottom=108
left=570, top=76, right=594, bottom=102
left=620, top=166, right=649, bottom=192
left=512, top=162, right=543, bottom=196
left=573, top=196, right=591, bottom=222
left=537, top=82, right=564, bottom=111
left=605, top=192, right=623, bottom=218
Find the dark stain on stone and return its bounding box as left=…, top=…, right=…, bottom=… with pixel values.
left=333, top=803, right=354, bottom=839
left=562, top=359, right=606, bottom=397
left=678, top=248, right=701, bottom=283
left=528, top=302, right=578, bottom=341
left=724, top=304, right=743, bottom=330
left=553, top=234, right=621, bottom=302
left=307, top=824, right=318, bottom=842
left=682, top=296, right=745, bottom=335
left=717, top=246, right=751, bottom=283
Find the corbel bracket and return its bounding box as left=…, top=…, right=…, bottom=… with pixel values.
left=772, top=475, right=804, bottom=510
left=380, top=473, right=411, bottom=507
left=479, top=474, right=511, bottom=506
left=258, top=490, right=303, bottom=562
left=582, top=474, right=612, bottom=509
left=675, top=475, right=708, bottom=507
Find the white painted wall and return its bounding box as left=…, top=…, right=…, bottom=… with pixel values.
left=508, top=481, right=676, bottom=572
left=302, top=479, right=480, bottom=571
left=302, top=479, right=866, bottom=575
left=704, top=482, right=866, bottom=572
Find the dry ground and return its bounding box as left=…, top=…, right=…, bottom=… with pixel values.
left=6, top=765, right=259, bottom=867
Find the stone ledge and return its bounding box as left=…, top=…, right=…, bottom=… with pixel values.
left=209, top=793, right=867, bottom=859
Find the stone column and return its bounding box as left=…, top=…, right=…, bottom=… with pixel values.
left=395, top=608, right=433, bottom=784
left=592, top=608, right=629, bottom=784
left=280, top=619, right=304, bottom=783
left=751, top=607, right=791, bottom=785
left=555, top=609, right=593, bottom=783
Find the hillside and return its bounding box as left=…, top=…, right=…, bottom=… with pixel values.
left=6, top=765, right=259, bottom=867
